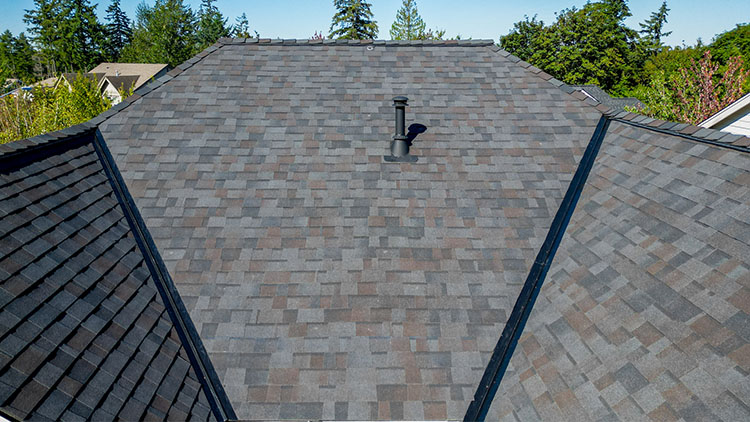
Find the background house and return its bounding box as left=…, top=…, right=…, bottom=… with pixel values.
left=700, top=92, right=750, bottom=136
left=88, top=63, right=170, bottom=104
left=7, top=63, right=169, bottom=105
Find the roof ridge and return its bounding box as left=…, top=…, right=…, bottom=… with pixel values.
left=216, top=37, right=496, bottom=46
left=483, top=45, right=750, bottom=153
left=0, top=41, right=228, bottom=157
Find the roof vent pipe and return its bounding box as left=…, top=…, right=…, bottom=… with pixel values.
left=391, top=96, right=409, bottom=157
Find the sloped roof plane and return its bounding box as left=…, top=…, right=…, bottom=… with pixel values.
left=2, top=38, right=750, bottom=421
left=101, top=75, right=139, bottom=92
left=98, top=39, right=605, bottom=420
left=490, top=121, right=750, bottom=421
left=0, top=130, right=234, bottom=420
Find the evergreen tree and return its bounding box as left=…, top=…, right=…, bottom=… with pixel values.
left=639, top=1, right=672, bottom=54
left=0, top=32, right=16, bottom=84
left=65, top=0, right=106, bottom=70
left=198, top=0, right=230, bottom=49
left=23, top=0, right=65, bottom=76
left=120, top=0, right=198, bottom=67
left=104, top=0, right=132, bottom=60
left=24, top=0, right=104, bottom=73
left=0, top=32, right=36, bottom=84
left=390, top=0, right=425, bottom=40
left=232, top=13, right=257, bottom=38
left=418, top=28, right=446, bottom=40
left=329, top=0, right=378, bottom=40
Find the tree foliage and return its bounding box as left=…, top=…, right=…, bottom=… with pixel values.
left=639, top=1, right=671, bottom=54
left=65, top=0, right=106, bottom=71
left=197, top=0, right=230, bottom=50
left=500, top=0, right=644, bottom=93
left=232, top=13, right=257, bottom=38
left=329, top=0, right=378, bottom=40
left=104, top=0, right=132, bottom=61
left=23, top=0, right=105, bottom=74
left=498, top=15, right=545, bottom=63
left=24, top=0, right=66, bottom=75
left=710, top=24, right=750, bottom=66
left=0, top=74, right=112, bottom=143
left=120, top=0, right=198, bottom=67
left=0, top=31, right=36, bottom=84
left=390, top=0, right=425, bottom=40
left=389, top=0, right=444, bottom=40
left=634, top=51, right=748, bottom=124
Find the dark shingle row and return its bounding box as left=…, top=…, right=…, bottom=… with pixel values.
left=0, top=133, right=217, bottom=421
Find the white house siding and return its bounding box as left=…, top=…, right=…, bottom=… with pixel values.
left=714, top=102, right=750, bottom=136
left=101, top=82, right=123, bottom=105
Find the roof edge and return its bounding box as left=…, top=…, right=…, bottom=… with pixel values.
left=483, top=45, right=750, bottom=153
left=0, top=41, right=227, bottom=157
left=4, top=39, right=746, bottom=156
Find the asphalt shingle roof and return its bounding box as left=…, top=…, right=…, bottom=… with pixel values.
left=490, top=121, right=750, bottom=421
left=3, top=38, right=750, bottom=421
left=88, top=63, right=170, bottom=90
left=96, top=40, right=606, bottom=419
left=103, top=75, right=139, bottom=92
left=0, top=130, right=229, bottom=421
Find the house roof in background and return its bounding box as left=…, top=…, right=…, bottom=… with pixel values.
left=0, top=129, right=234, bottom=421
left=60, top=73, right=105, bottom=86
left=32, top=77, right=57, bottom=89
left=88, top=63, right=169, bottom=91
left=101, top=75, right=140, bottom=93
left=701, top=92, right=750, bottom=130
left=2, top=38, right=750, bottom=421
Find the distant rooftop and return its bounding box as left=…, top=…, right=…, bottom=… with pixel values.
left=88, top=63, right=169, bottom=91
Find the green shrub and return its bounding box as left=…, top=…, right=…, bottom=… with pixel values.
left=0, top=74, right=111, bottom=144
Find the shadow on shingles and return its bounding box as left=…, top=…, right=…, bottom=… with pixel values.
left=406, top=123, right=427, bottom=146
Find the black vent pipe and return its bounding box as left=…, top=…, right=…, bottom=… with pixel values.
left=391, top=96, right=409, bottom=157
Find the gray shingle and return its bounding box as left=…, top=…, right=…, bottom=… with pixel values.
left=98, top=42, right=603, bottom=419
left=490, top=121, right=750, bottom=421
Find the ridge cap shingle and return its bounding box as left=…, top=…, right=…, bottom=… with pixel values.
left=216, top=37, right=496, bottom=46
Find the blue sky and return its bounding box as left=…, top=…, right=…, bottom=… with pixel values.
left=1, top=0, right=748, bottom=47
